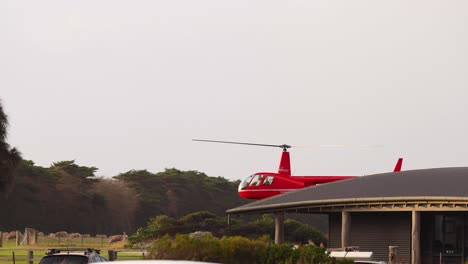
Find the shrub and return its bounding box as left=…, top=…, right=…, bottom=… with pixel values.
left=130, top=211, right=327, bottom=245
left=285, top=220, right=326, bottom=244
left=179, top=211, right=217, bottom=224
left=129, top=215, right=176, bottom=243
left=148, top=235, right=352, bottom=264
left=218, top=236, right=267, bottom=264
left=149, top=233, right=220, bottom=262
left=262, top=243, right=295, bottom=264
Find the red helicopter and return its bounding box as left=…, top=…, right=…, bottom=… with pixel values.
left=194, top=139, right=403, bottom=200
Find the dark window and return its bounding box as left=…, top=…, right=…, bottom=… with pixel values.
left=238, top=175, right=254, bottom=190
left=92, top=256, right=106, bottom=262
left=40, top=255, right=88, bottom=264
left=249, top=175, right=263, bottom=186
left=433, top=215, right=463, bottom=255
left=262, top=176, right=274, bottom=186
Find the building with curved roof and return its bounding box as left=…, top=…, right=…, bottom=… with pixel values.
left=227, top=167, right=468, bottom=264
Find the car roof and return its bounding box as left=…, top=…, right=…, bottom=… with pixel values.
left=109, top=261, right=219, bottom=264
left=45, top=248, right=101, bottom=256
left=44, top=253, right=89, bottom=256
left=354, top=261, right=387, bottom=264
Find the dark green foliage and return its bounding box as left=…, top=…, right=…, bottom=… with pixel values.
left=1, top=161, right=248, bottom=234
left=263, top=243, right=294, bottom=264
left=129, top=215, right=179, bottom=244
left=0, top=100, right=7, bottom=140
left=0, top=100, right=22, bottom=194
left=149, top=234, right=267, bottom=264
left=218, top=235, right=268, bottom=264
left=91, top=193, right=107, bottom=207
left=52, top=160, right=97, bottom=180
left=115, top=168, right=247, bottom=229
left=285, top=219, right=326, bottom=244
left=17, top=160, right=60, bottom=182
left=179, top=211, right=217, bottom=223
left=0, top=160, right=328, bottom=236
left=148, top=234, right=353, bottom=264
left=0, top=160, right=139, bottom=234
left=129, top=212, right=327, bottom=245
left=263, top=244, right=354, bottom=264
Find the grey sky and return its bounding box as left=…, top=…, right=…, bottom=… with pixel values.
left=1, top=1, right=467, bottom=180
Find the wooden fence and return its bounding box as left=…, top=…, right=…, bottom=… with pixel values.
left=1, top=234, right=125, bottom=247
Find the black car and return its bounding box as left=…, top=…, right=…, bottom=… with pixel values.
left=39, top=248, right=108, bottom=264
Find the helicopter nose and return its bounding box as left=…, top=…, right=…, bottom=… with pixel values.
left=238, top=191, right=250, bottom=199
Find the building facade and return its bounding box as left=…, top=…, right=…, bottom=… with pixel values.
left=227, top=167, right=468, bottom=264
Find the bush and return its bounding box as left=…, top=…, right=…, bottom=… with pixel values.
left=285, top=219, right=326, bottom=244
left=129, top=215, right=176, bottom=243
left=148, top=235, right=352, bottom=264
left=130, top=211, right=327, bottom=245
left=149, top=233, right=221, bottom=262
left=262, top=243, right=295, bottom=264
left=218, top=236, right=267, bottom=264
left=179, top=211, right=217, bottom=224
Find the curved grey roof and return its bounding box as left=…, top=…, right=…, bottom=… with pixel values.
left=227, top=167, right=468, bottom=214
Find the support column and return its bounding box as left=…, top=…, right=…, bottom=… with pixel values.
left=341, top=211, right=351, bottom=249
left=411, top=210, right=420, bottom=264
left=275, top=211, right=285, bottom=244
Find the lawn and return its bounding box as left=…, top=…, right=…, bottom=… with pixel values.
left=0, top=249, right=45, bottom=264
left=0, top=250, right=144, bottom=264
left=0, top=238, right=145, bottom=264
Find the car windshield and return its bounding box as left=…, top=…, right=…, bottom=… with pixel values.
left=40, top=256, right=88, bottom=264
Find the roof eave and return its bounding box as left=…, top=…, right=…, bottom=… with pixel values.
left=227, top=196, right=468, bottom=214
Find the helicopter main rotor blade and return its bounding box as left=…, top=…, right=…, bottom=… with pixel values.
left=319, top=144, right=383, bottom=147
left=293, top=144, right=384, bottom=148
left=192, top=139, right=291, bottom=149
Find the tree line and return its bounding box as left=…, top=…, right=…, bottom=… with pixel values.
left=0, top=100, right=21, bottom=195
left=0, top=160, right=248, bottom=235
left=0, top=99, right=327, bottom=238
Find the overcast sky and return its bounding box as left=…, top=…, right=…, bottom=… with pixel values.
left=1, top=1, right=467, bottom=180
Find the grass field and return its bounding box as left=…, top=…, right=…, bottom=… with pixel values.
left=1, top=236, right=125, bottom=248
left=0, top=249, right=45, bottom=264
left=36, top=236, right=113, bottom=248
left=0, top=250, right=145, bottom=264
left=0, top=238, right=145, bottom=264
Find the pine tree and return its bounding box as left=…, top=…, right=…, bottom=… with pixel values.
left=0, top=99, right=22, bottom=193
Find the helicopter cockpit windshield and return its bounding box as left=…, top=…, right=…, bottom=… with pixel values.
left=238, top=174, right=254, bottom=191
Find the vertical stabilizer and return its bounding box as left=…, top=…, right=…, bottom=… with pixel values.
left=278, top=151, right=291, bottom=176
left=393, top=158, right=403, bottom=172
